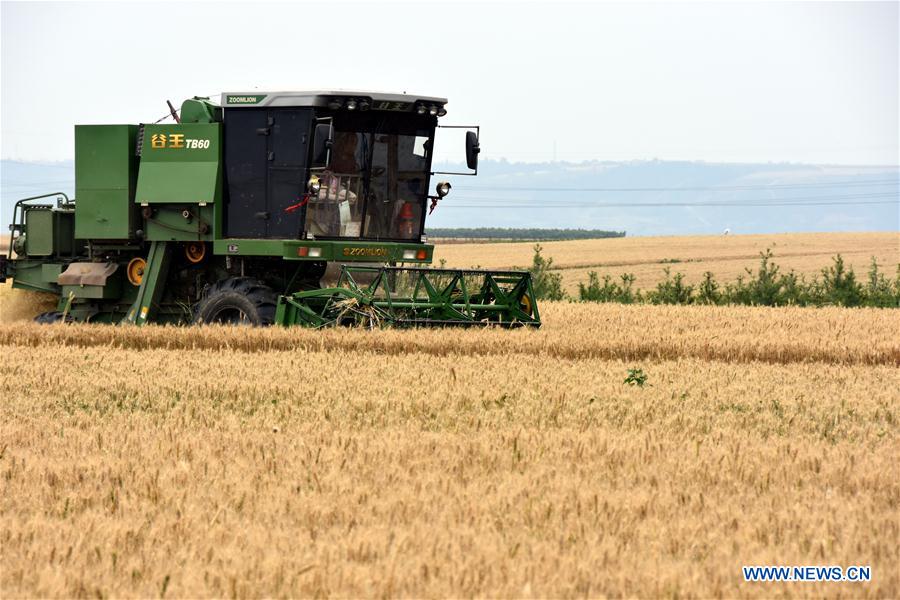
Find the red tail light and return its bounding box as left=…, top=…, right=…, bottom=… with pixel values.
left=416, top=249, right=427, bottom=260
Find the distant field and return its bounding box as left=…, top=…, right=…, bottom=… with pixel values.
left=434, top=231, right=900, bottom=293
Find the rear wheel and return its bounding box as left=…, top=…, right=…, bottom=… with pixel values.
left=194, top=277, right=277, bottom=326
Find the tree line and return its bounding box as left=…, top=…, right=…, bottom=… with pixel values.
left=427, top=228, right=626, bottom=241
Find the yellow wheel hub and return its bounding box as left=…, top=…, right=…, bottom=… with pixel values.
left=126, top=257, right=146, bottom=286
left=185, top=242, right=206, bottom=263
left=520, top=294, right=532, bottom=315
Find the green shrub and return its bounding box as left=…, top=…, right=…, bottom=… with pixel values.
left=529, top=244, right=567, bottom=301
left=647, top=268, right=694, bottom=305
left=775, top=270, right=810, bottom=306
left=731, top=249, right=784, bottom=306
left=696, top=271, right=721, bottom=305
left=818, top=254, right=863, bottom=307
left=578, top=272, right=640, bottom=303
left=861, top=258, right=898, bottom=308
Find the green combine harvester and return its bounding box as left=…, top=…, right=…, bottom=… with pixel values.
left=1, top=92, right=540, bottom=328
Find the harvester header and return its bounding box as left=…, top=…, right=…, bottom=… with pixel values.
left=2, top=91, right=540, bottom=328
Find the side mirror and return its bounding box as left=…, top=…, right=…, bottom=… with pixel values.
left=312, top=123, right=333, bottom=168
left=465, top=130, right=480, bottom=171
left=432, top=125, right=480, bottom=177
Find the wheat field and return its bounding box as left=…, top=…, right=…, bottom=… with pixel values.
left=2, top=233, right=900, bottom=598
left=434, top=232, right=900, bottom=292
left=2, top=301, right=899, bottom=598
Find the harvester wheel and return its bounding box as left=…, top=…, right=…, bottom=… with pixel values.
left=34, top=311, right=74, bottom=325
left=194, top=277, right=277, bottom=326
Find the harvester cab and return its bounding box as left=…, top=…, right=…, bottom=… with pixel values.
left=2, top=91, right=540, bottom=328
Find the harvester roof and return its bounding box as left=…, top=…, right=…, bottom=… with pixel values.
left=221, top=90, right=448, bottom=111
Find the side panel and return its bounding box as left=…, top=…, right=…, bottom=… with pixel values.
left=24, top=209, right=54, bottom=256
left=74, top=125, right=139, bottom=239
left=224, top=109, right=268, bottom=237
left=22, top=208, right=81, bottom=258
left=136, top=123, right=221, bottom=204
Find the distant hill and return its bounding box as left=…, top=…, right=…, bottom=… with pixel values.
left=429, top=159, right=899, bottom=236
left=2, top=158, right=897, bottom=235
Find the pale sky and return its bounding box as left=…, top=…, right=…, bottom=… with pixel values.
left=1, top=1, right=898, bottom=165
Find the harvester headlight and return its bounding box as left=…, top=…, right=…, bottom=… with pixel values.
left=327, top=98, right=342, bottom=110
left=428, top=105, right=438, bottom=116
left=436, top=181, right=452, bottom=197
left=416, top=104, right=427, bottom=115
left=307, top=176, right=321, bottom=195
left=402, top=249, right=416, bottom=260
left=345, top=99, right=358, bottom=111
left=358, top=99, right=370, bottom=111
left=308, top=247, right=322, bottom=258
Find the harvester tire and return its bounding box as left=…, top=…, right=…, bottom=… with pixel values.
left=194, top=277, right=278, bottom=326
left=34, top=311, right=74, bottom=325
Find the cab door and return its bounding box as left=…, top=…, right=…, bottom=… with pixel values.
left=224, top=108, right=311, bottom=238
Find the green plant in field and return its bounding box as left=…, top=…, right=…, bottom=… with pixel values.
left=647, top=268, right=694, bottom=305
left=863, top=258, right=895, bottom=308
left=529, top=244, right=567, bottom=301
left=579, top=272, right=617, bottom=302
left=749, top=248, right=783, bottom=305
left=776, top=270, right=810, bottom=306
left=624, top=368, right=648, bottom=387
left=818, top=254, right=863, bottom=307
left=724, top=249, right=784, bottom=306
left=578, top=272, right=640, bottom=303
left=696, top=271, right=721, bottom=305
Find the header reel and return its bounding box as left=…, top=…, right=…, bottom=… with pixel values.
left=275, top=266, right=541, bottom=328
